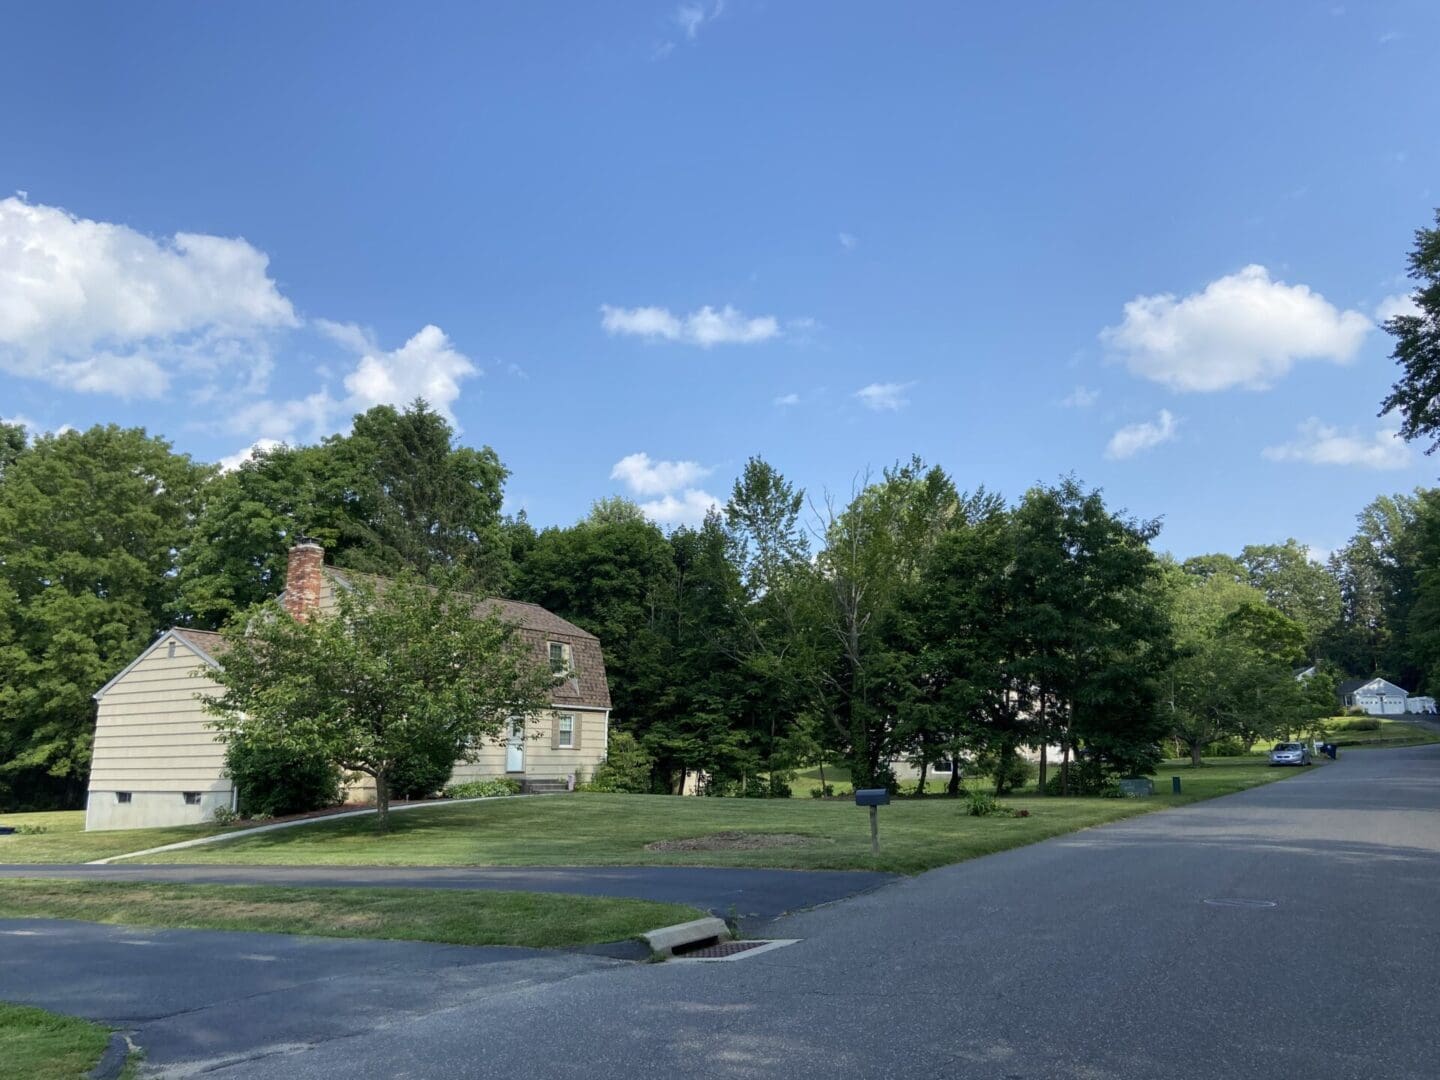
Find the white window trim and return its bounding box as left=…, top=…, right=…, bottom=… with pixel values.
left=558, top=713, right=575, bottom=749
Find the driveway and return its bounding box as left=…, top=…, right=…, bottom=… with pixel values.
left=0, top=920, right=620, bottom=1076
left=0, top=865, right=896, bottom=925
left=4, top=746, right=1439, bottom=1078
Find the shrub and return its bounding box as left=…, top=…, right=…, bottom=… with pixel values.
left=809, top=783, right=835, bottom=799
left=1042, top=759, right=1107, bottom=796
left=975, top=747, right=1034, bottom=795
left=212, top=806, right=240, bottom=826
left=225, top=737, right=343, bottom=819
left=1332, top=717, right=1381, bottom=732
left=582, top=732, right=654, bottom=793
left=1203, top=737, right=1247, bottom=757
left=386, top=737, right=461, bottom=801
left=965, top=790, right=1000, bottom=816
left=443, top=778, right=521, bottom=799
left=14, top=824, right=50, bottom=835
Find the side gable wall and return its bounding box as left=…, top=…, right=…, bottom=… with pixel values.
left=85, top=637, right=233, bottom=830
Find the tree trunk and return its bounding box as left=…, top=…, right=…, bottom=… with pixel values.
left=1061, top=743, right=1071, bottom=796
left=817, top=758, right=827, bottom=796
left=947, top=764, right=961, bottom=798
left=1037, top=696, right=1049, bottom=796
left=374, top=770, right=391, bottom=834
left=1190, top=742, right=1203, bottom=767
left=916, top=761, right=927, bottom=798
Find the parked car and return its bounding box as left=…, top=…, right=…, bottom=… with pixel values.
left=1268, top=742, right=1312, bottom=766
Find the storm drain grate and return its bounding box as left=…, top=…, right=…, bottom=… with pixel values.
left=670, top=939, right=799, bottom=962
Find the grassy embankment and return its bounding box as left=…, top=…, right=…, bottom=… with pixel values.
left=0, top=1002, right=132, bottom=1080
left=0, top=811, right=225, bottom=865
left=104, top=756, right=1302, bottom=876
left=0, top=880, right=699, bottom=949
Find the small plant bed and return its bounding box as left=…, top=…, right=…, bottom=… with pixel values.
left=644, top=831, right=821, bottom=852
left=0, top=879, right=701, bottom=949
left=0, top=1001, right=124, bottom=1080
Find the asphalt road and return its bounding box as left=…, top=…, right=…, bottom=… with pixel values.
left=0, top=864, right=896, bottom=924
left=4, top=746, right=1438, bottom=1078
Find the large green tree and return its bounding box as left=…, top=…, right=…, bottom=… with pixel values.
left=816, top=458, right=962, bottom=787
left=203, top=573, right=553, bottom=831
left=179, top=400, right=511, bottom=627
left=1010, top=477, right=1171, bottom=789
left=1379, top=208, right=1440, bottom=452
left=0, top=426, right=208, bottom=809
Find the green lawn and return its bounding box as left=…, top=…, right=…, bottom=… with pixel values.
left=0, top=879, right=698, bottom=949
left=0, top=810, right=226, bottom=866
left=137, top=757, right=1299, bottom=875
left=0, top=1002, right=117, bottom=1080
left=1324, top=717, right=1439, bottom=748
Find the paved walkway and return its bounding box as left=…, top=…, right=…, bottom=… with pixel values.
left=0, top=864, right=896, bottom=923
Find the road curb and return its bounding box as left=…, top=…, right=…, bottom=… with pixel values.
left=641, top=916, right=730, bottom=958
left=88, top=1031, right=129, bottom=1080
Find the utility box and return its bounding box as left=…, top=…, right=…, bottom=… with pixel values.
left=1119, top=778, right=1154, bottom=797
left=854, top=788, right=890, bottom=807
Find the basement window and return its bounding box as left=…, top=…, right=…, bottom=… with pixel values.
left=183, top=792, right=202, bottom=805
left=115, top=792, right=132, bottom=804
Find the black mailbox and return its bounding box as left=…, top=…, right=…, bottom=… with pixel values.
left=854, top=788, right=890, bottom=807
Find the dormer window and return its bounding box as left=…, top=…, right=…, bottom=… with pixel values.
left=548, top=641, right=572, bottom=676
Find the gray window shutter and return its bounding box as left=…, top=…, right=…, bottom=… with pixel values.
left=572, top=714, right=582, bottom=751
left=550, top=713, right=560, bottom=750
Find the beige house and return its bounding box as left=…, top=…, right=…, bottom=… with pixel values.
left=85, top=542, right=612, bottom=831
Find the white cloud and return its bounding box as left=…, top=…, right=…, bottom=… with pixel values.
left=610, top=450, right=719, bottom=527
left=637, top=488, right=722, bottom=527
left=838, top=232, right=858, bottom=251
left=1262, top=417, right=1412, bottom=470
left=233, top=324, right=479, bottom=443
left=2, top=414, right=75, bottom=439
left=1375, top=292, right=1422, bottom=322
left=217, top=437, right=283, bottom=472
left=600, top=303, right=780, bottom=347
left=314, top=318, right=376, bottom=353
left=773, top=392, right=800, bottom=407
left=1061, top=385, right=1100, bottom=408
left=0, top=196, right=297, bottom=399
left=1105, top=409, right=1178, bottom=460
left=228, top=389, right=337, bottom=443
left=1101, top=265, right=1371, bottom=392
left=342, top=324, right=476, bottom=419
left=674, top=0, right=723, bottom=40
left=610, top=451, right=713, bottom=496
left=854, top=382, right=913, bottom=412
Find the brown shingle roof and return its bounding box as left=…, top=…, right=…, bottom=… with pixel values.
left=325, top=568, right=611, bottom=711
left=171, top=628, right=228, bottom=661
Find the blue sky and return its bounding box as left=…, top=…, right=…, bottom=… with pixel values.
left=1, top=1, right=1436, bottom=559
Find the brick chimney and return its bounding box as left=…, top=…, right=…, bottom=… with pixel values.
left=282, top=538, right=325, bottom=622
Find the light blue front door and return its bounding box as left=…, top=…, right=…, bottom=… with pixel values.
left=506, top=719, right=524, bottom=773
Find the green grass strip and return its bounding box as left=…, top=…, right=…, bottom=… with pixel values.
left=0, top=1001, right=114, bottom=1080
left=0, top=879, right=699, bottom=949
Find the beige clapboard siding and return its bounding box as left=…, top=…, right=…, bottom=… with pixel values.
left=88, top=642, right=231, bottom=794
left=450, top=708, right=609, bottom=784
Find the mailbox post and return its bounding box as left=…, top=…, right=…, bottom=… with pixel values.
left=854, top=788, right=890, bottom=855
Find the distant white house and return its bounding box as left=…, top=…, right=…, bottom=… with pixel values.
left=1407, top=695, right=1437, bottom=715
left=1349, top=677, right=1411, bottom=716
